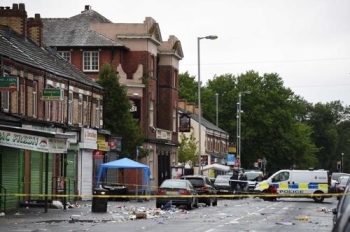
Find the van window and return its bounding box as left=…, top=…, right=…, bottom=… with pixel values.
left=272, top=171, right=290, bottom=182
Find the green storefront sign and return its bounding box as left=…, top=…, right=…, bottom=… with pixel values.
left=42, top=88, right=63, bottom=101
left=0, top=76, right=18, bottom=92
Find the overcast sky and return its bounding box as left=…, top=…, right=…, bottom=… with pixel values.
left=3, top=0, right=350, bottom=105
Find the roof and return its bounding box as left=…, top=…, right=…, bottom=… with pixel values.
left=178, top=108, right=229, bottom=135
left=100, top=158, right=149, bottom=169
left=0, top=25, right=101, bottom=88
left=42, top=9, right=125, bottom=47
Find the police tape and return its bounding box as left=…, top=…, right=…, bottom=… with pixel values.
left=0, top=193, right=346, bottom=198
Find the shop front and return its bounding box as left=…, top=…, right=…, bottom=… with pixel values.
left=78, top=128, right=97, bottom=200
left=0, top=125, right=69, bottom=211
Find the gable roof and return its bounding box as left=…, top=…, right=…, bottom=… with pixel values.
left=158, top=35, right=184, bottom=59
left=42, top=9, right=125, bottom=47
left=178, top=108, right=229, bottom=135
left=0, top=25, right=101, bottom=88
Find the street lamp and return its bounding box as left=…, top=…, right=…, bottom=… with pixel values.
left=198, top=35, right=218, bottom=175
left=262, top=157, right=267, bottom=174
left=216, top=93, right=219, bottom=127
left=237, top=91, right=250, bottom=169
left=342, top=153, right=344, bottom=173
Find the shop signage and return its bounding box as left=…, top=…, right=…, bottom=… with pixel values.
left=97, top=134, right=109, bottom=151
left=0, top=129, right=67, bottom=153
left=179, top=113, right=191, bottom=132
left=81, top=128, right=97, bottom=142
left=41, top=88, right=64, bottom=101
left=0, top=76, right=18, bottom=92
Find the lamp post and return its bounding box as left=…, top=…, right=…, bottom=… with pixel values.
left=198, top=35, right=218, bottom=175
left=216, top=93, right=219, bottom=127
left=262, top=157, right=267, bottom=174
left=342, top=153, right=344, bottom=173
left=237, top=91, right=250, bottom=169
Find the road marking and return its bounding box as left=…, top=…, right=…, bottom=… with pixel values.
left=203, top=229, right=214, bottom=232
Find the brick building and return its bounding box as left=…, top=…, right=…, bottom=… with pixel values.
left=0, top=3, right=107, bottom=210
left=41, top=5, right=184, bottom=192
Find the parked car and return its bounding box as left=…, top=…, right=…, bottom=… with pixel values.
left=180, top=175, right=218, bottom=206
left=213, top=175, right=231, bottom=193
left=333, top=184, right=350, bottom=225
left=245, top=171, right=263, bottom=191
left=332, top=203, right=350, bottom=232
left=331, top=172, right=350, bottom=193
left=156, top=179, right=198, bottom=210
left=335, top=176, right=350, bottom=200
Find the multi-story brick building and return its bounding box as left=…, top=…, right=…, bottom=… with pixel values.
left=0, top=3, right=107, bottom=210
left=41, top=5, right=184, bottom=192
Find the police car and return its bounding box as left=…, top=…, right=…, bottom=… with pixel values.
left=254, top=169, right=331, bottom=203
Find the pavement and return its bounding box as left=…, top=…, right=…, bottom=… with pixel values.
left=0, top=198, right=163, bottom=225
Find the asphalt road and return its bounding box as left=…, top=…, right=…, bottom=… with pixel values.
left=0, top=196, right=338, bottom=232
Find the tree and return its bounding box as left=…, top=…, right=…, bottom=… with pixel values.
left=179, top=71, right=198, bottom=103
left=97, top=63, right=144, bottom=159
left=199, top=71, right=318, bottom=171
left=178, top=132, right=197, bottom=166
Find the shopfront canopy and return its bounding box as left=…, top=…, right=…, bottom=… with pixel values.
left=95, top=158, right=151, bottom=194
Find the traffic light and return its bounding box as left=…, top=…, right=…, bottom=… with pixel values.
left=337, top=161, right=341, bottom=171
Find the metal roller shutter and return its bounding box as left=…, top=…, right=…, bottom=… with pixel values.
left=0, top=147, right=21, bottom=210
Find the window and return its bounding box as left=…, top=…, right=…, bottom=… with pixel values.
left=83, top=51, right=99, bottom=71
left=1, top=73, right=9, bottom=112
left=95, top=99, right=100, bottom=128
left=45, top=85, right=53, bottom=121
left=57, top=51, right=71, bottom=63
left=172, top=109, right=176, bottom=132
left=78, top=94, right=83, bottom=125
left=149, top=100, right=154, bottom=126
left=33, top=81, right=37, bottom=118
left=68, top=91, right=73, bottom=124
left=173, top=70, right=178, bottom=88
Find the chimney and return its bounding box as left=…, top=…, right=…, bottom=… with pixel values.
left=27, top=14, right=43, bottom=46
left=82, top=5, right=91, bottom=12
left=0, top=3, right=27, bottom=36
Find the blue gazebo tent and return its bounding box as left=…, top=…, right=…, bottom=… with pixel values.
left=95, top=158, right=151, bottom=195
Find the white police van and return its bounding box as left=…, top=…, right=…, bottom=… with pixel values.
left=254, top=169, right=331, bottom=203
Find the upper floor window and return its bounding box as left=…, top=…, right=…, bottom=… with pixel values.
left=149, top=100, right=154, bottom=126
left=173, top=70, right=178, bottom=88
left=95, top=99, right=100, bottom=128
left=57, top=51, right=71, bottom=63
left=1, top=74, right=10, bottom=113
left=78, top=94, right=83, bottom=125
left=83, top=51, right=99, bottom=71
left=68, top=91, right=73, bottom=124
left=172, top=109, right=176, bottom=132
left=33, top=81, right=38, bottom=118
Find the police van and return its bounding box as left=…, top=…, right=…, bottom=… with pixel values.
left=254, top=169, right=331, bottom=202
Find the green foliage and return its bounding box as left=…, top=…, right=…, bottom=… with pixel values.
left=178, top=132, right=198, bottom=166
left=179, top=71, right=198, bottom=103
left=97, top=63, right=144, bottom=159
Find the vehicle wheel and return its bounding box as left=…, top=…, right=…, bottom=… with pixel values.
left=206, top=198, right=211, bottom=206
left=187, top=200, right=193, bottom=210
left=194, top=198, right=198, bottom=208
left=262, top=190, right=272, bottom=201
left=313, top=191, right=324, bottom=203
left=212, top=198, right=218, bottom=206
left=156, top=203, right=162, bottom=208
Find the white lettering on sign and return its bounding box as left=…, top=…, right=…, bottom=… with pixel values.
left=279, top=190, right=304, bottom=194
left=0, top=129, right=67, bottom=153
